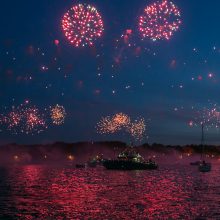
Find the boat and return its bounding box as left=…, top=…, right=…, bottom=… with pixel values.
left=75, top=164, right=86, bottom=169
left=199, top=161, right=211, bottom=172
left=190, top=161, right=201, bottom=166
left=103, top=147, right=158, bottom=170
left=87, top=154, right=105, bottom=168
left=198, top=123, right=212, bottom=173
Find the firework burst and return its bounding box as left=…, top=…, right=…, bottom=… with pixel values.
left=50, top=105, right=66, bottom=125
left=96, top=116, right=121, bottom=134
left=7, top=110, right=22, bottom=130
left=96, top=113, right=131, bottom=134
left=62, top=4, right=104, bottom=47
left=112, top=113, right=131, bottom=128
left=190, top=104, right=220, bottom=130
left=97, top=113, right=147, bottom=141
left=24, top=106, right=47, bottom=134
left=127, top=118, right=146, bottom=141
left=2, top=104, right=47, bottom=135
left=139, top=0, right=181, bottom=41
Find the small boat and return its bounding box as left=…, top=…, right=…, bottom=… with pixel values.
left=103, top=147, right=158, bottom=170
left=87, top=154, right=105, bottom=168
left=87, top=162, right=97, bottom=168
left=199, top=161, right=211, bottom=172
left=190, top=161, right=201, bottom=166
left=198, top=123, right=211, bottom=173
left=75, top=164, right=86, bottom=169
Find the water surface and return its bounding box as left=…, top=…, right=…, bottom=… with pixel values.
left=0, top=164, right=220, bottom=219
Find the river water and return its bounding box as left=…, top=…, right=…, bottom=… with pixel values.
left=0, top=163, right=220, bottom=219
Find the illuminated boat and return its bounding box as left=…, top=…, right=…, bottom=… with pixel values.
left=87, top=154, right=105, bottom=167
left=103, top=147, right=158, bottom=170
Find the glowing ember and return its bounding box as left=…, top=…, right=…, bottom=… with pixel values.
left=67, top=155, right=75, bottom=161
left=188, top=121, right=194, bottom=127
left=14, top=155, right=19, bottom=161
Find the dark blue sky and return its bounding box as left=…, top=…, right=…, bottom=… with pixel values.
left=1, top=0, right=220, bottom=145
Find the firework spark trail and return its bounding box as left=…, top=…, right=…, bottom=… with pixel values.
left=62, top=4, right=104, bottom=47
left=50, top=104, right=66, bottom=125
left=139, top=0, right=181, bottom=41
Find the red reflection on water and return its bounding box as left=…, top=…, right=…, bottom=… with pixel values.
left=1, top=165, right=220, bottom=219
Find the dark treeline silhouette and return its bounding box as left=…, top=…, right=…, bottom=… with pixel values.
left=0, top=141, right=219, bottom=164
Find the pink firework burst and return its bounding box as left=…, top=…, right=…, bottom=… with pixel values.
left=7, top=110, right=22, bottom=129
left=189, top=103, right=220, bottom=130
left=139, top=0, right=181, bottom=41
left=62, top=4, right=104, bottom=47
left=24, top=106, right=47, bottom=134
left=4, top=104, right=47, bottom=135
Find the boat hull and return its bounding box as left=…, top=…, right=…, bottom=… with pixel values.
left=199, top=163, right=211, bottom=172
left=190, top=161, right=201, bottom=166
left=103, top=160, right=158, bottom=170
left=75, top=164, right=86, bottom=168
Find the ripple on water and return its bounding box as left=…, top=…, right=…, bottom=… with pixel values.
left=0, top=164, right=219, bottom=219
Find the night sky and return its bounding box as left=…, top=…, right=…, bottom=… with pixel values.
left=1, top=0, right=220, bottom=145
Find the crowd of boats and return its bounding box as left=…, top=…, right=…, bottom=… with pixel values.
left=75, top=146, right=211, bottom=172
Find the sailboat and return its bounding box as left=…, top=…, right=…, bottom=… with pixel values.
left=198, top=123, right=212, bottom=172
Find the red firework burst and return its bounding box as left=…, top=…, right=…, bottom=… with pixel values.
left=139, top=0, right=181, bottom=41
left=3, top=104, right=47, bottom=135
left=62, top=4, right=104, bottom=47
left=24, top=106, right=47, bottom=134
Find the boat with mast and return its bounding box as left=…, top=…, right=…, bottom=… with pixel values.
left=198, top=123, right=211, bottom=172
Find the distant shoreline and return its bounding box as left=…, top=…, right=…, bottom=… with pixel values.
left=0, top=141, right=219, bottom=164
